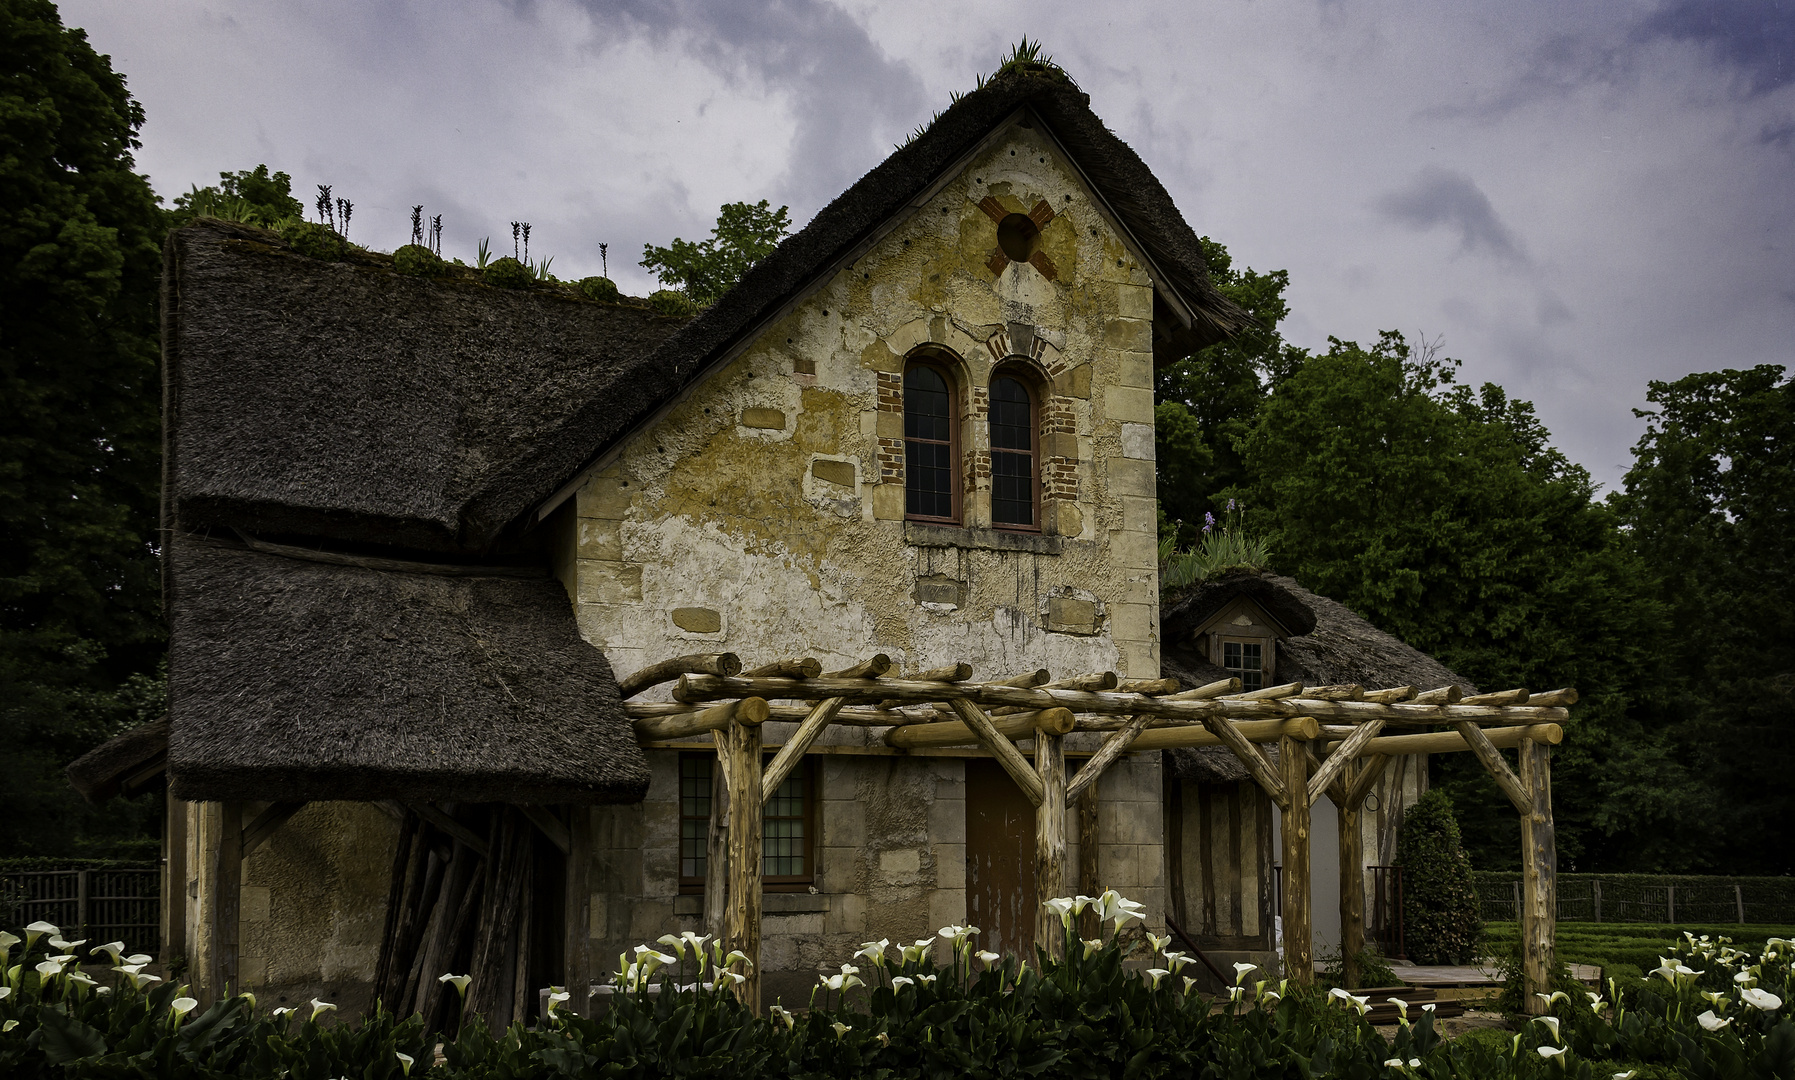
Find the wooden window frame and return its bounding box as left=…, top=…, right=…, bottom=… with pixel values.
left=1219, top=636, right=1273, bottom=692
left=903, top=357, right=961, bottom=525
left=987, top=367, right=1042, bottom=533
left=677, top=752, right=817, bottom=894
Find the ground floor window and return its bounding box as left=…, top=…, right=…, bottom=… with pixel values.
left=678, top=752, right=815, bottom=891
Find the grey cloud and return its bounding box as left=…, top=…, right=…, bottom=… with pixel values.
left=1637, top=0, right=1795, bottom=95
left=1375, top=167, right=1527, bottom=264
left=572, top=0, right=929, bottom=213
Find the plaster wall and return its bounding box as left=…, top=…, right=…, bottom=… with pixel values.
left=564, top=124, right=1168, bottom=989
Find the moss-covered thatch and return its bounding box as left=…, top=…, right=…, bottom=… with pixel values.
left=163, top=533, right=648, bottom=805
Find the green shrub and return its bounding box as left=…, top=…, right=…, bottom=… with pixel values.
left=282, top=220, right=346, bottom=261
left=482, top=256, right=533, bottom=289
left=649, top=288, right=699, bottom=317
left=392, top=243, right=443, bottom=278
left=1397, top=787, right=1484, bottom=963
left=578, top=275, right=620, bottom=303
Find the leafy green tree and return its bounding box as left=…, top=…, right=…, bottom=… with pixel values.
left=1154, top=238, right=1306, bottom=545
left=641, top=199, right=792, bottom=306
left=169, top=164, right=303, bottom=228
left=1611, top=366, right=1794, bottom=873
left=1236, top=333, right=1679, bottom=869
left=0, top=0, right=167, bottom=855
left=1395, top=788, right=1482, bottom=964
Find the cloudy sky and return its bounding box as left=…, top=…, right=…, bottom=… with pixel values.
left=60, top=0, right=1794, bottom=491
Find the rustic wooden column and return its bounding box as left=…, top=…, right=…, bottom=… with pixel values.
left=720, top=712, right=764, bottom=1012
left=703, top=762, right=729, bottom=941
left=1519, top=738, right=1557, bottom=1014
left=1336, top=763, right=1364, bottom=989
left=1035, top=729, right=1068, bottom=959
left=1077, top=786, right=1101, bottom=939
left=564, top=806, right=593, bottom=1016
left=208, top=801, right=243, bottom=1004
left=163, top=794, right=189, bottom=967
left=1278, top=736, right=1312, bottom=985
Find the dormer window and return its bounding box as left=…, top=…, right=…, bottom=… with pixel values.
left=1222, top=639, right=1265, bottom=691
left=1189, top=596, right=1289, bottom=691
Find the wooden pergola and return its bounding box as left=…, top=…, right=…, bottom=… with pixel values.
left=623, top=653, right=1571, bottom=1015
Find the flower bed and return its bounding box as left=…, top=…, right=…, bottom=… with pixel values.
left=4, top=897, right=1791, bottom=1078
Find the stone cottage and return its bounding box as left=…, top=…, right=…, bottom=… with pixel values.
left=66, top=63, right=1476, bottom=1020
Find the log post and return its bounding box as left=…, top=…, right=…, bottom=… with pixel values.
left=564, top=806, right=593, bottom=1017
left=208, top=801, right=243, bottom=1004
left=1036, top=728, right=1068, bottom=959
left=1337, top=761, right=1364, bottom=989
left=703, top=761, right=728, bottom=941
left=163, top=795, right=189, bottom=970
left=1077, top=784, right=1100, bottom=941
left=1519, top=737, right=1557, bottom=1014
left=1279, top=736, right=1312, bottom=985
left=720, top=712, right=765, bottom=1012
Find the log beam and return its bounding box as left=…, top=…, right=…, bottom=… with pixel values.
left=886, top=706, right=1074, bottom=749
left=1308, top=719, right=1385, bottom=805
left=1279, top=735, right=1313, bottom=984
left=742, top=657, right=821, bottom=679
left=618, top=653, right=742, bottom=700
left=1125, top=717, right=1318, bottom=752
left=1324, top=723, right=1562, bottom=758
left=1064, top=713, right=1151, bottom=805
left=519, top=804, right=572, bottom=855
left=1201, top=713, right=1288, bottom=809
left=703, top=762, right=728, bottom=940
left=1520, top=738, right=1557, bottom=1014
left=1036, top=729, right=1068, bottom=959
left=907, top=661, right=973, bottom=682
left=1338, top=760, right=1365, bottom=989
left=632, top=697, right=770, bottom=740
left=1453, top=721, right=1532, bottom=814
left=241, top=801, right=306, bottom=855
left=762, top=697, right=845, bottom=798
left=947, top=698, right=1044, bottom=805
left=823, top=654, right=891, bottom=680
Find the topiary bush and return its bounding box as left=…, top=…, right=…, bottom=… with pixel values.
left=282, top=221, right=346, bottom=261
left=1396, top=787, right=1484, bottom=964
left=482, top=256, right=532, bottom=289
left=392, top=243, right=443, bottom=278
left=578, top=275, right=620, bottom=303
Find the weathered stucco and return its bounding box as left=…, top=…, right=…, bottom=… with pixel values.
left=565, top=122, right=1169, bottom=992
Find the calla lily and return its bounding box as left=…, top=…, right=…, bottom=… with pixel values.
left=171, top=996, right=199, bottom=1018
left=124, top=954, right=151, bottom=966
left=1586, top=992, right=1604, bottom=1006
left=856, top=940, right=891, bottom=966
left=438, top=973, right=472, bottom=998
left=1421, top=1002, right=1436, bottom=1013
left=546, top=987, right=571, bottom=1015
left=1145, top=968, right=1170, bottom=988
left=1232, top=961, right=1257, bottom=985
left=1534, top=1016, right=1561, bottom=1044
left=891, top=976, right=914, bottom=991
left=1385, top=1060, right=1405, bottom=1069
left=1734, top=970, right=1753, bottom=984
left=1387, top=997, right=1409, bottom=1019
left=68, top=971, right=98, bottom=988
left=90, top=941, right=126, bottom=965
left=977, top=950, right=1001, bottom=970
left=1044, top=897, right=1076, bottom=929
left=0, top=987, right=9, bottom=1002
left=656, top=934, right=685, bottom=959
left=1146, top=932, right=1171, bottom=953
left=395, top=1051, right=415, bottom=1076
left=1227, top=985, right=1244, bottom=1002
left=1537, top=990, right=1570, bottom=1007
left=310, top=997, right=337, bottom=1021
left=1183, top=976, right=1199, bottom=995
left=1261, top=988, right=1282, bottom=1004
left=1701, top=991, right=1728, bottom=1009
left=1537, top=1046, right=1567, bottom=1059
left=1612, top=1072, right=1636, bottom=1079
left=877, top=1031, right=890, bottom=1047
left=1696, top=1010, right=1731, bottom=1032
left=1327, top=987, right=1370, bottom=1015
left=0, top=932, right=19, bottom=950
left=1741, top=987, right=1783, bottom=1011
left=1, top=1020, right=15, bottom=1033
left=769, top=1004, right=795, bottom=1028
left=35, top=959, right=67, bottom=978
left=831, top=1021, right=851, bottom=1037
left=722, top=949, right=751, bottom=970
left=1163, top=951, right=1192, bottom=973
left=24, top=921, right=60, bottom=949
left=1408, top=1059, right=1421, bottom=1068
left=915, top=973, right=938, bottom=986
left=1081, top=938, right=1104, bottom=958
left=272, top=1007, right=296, bottom=1019
left=48, top=937, right=86, bottom=952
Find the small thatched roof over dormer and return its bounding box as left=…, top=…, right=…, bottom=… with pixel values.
left=1162, top=571, right=1479, bottom=785
left=162, top=532, right=648, bottom=805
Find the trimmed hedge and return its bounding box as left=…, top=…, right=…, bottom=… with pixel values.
left=1474, top=872, right=1795, bottom=925
left=1396, top=788, right=1484, bottom=964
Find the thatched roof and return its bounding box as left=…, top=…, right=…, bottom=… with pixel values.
left=163, top=532, right=649, bottom=805
left=65, top=721, right=168, bottom=804
left=163, top=219, right=687, bottom=555
left=1162, top=571, right=1478, bottom=786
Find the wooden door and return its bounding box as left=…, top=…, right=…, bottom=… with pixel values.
left=965, top=759, right=1036, bottom=959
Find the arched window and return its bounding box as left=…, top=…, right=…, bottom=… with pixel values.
left=989, top=374, right=1038, bottom=529
left=905, top=362, right=958, bottom=522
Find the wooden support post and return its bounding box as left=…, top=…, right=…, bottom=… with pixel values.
left=762, top=697, right=844, bottom=797
left=1279, top=736, right=1312, bottom=985
left=163, top=794, right=188, bottom=967
left=1036, top=729, right=1068, bottom=959
left=209, top=801, right=244, bottom=1004
left=1453, top=721, right=1532, bottom=814
left=704, top=761, right=728, bottom=941
left=241, top=801, right=306, bottom=855
left=1065, top=714, right=1150, bottom=805
left=1519, top=738, right=1557, bottom=1014
left=720, top=712, right=765, bottom=1012
left=564, top=806, right=593, bottom=1016
left=1337, top=761, right=1364, bottom=989
left=1077, top=785, right=1100, bottom=940
left=946, top=699, right=1044, bottom=805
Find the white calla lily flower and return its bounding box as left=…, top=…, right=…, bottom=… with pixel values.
left=977, top=950, right=1001, bottom=970
left=171, top=996, right=199, bottom=1017
left=891, top=976, right=914, bottom=991
left=438, top=973, right=471, bottom=997
left=1534, top=1016, right=1561, bottom=1044
left=1696, top=1010, right=1731, bottom=1032
left=1145, top=968, right=1170, bottom=989
left=1232, top=961, right=1258, bottom=985
left=1537, top=1046, right=1567, bottom=1059
left=310, top=997, right=337, bottom=1021
left=831, top=1021, right=851, bottom=1037
left=546, top=987, right=571, bottom=1014
left=395, top=1050, right=415, bottom=1076
left=1741, top=987, right=1782, bottom=1011
left=1387, top=997, right=1409, bottom=1019
left=1081, top=938, right=1104, bottom=958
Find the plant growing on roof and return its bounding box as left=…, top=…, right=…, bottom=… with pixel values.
left=649, top=289, right=699, bottom=317
left=393, top=243, right=443, bottom=278
left=1159, top=499, right=1273, bottom=589
left=482, top=255, right=533, bottom=289
left=641, top=200, right=791, bottom=306
left=578, top=276, right=619, bottom=303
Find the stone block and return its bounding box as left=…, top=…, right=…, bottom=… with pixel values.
left=1117, top=354, right=1154, bottom=391
left=742, top=407, right=787, bottom=430
left=1106, top=457, right=1155, bottom=497
left=813, top=459, right=856, bottom=488
left=579, top=477, right=630, bottom=520
left=827, top=892, right=868, bottom=935
left=1117, top=640, right=1159, bottom=681
left=820, top=759, right=859, bottom=801
left=577, top=518, right=622, bottom=561
left=926, top=795, right=963, bottom=840
left=1119, top=422, right=1155, bottom=460
left=590, top=891, right=610, bottom=939
left=629, top=900, right=675, bottom=941
left=239, top=885, right=271, bottom=922
left=879, top=848, right=922, bottom=875
left=1117, top=283, right=1154, bottom=320
left=914, top=575, right=964, bottom=607
left=863, top=337, right=904, bottom=372
left=872, top=484, right=905, bottom=520
left=1055, top=363, right=1092, bottom=400
left=1045, top=431, right=1081, bottom=461
left=1047, top=595, right=1100, bottom=635
left=876, top=411, right=903, bottom=438
left=933, top=844, right=966, bottom=890
left=1109, top=602, right=1155, bottom=646
left=824, top=801, right=867, bottom=848
left=1102, top=386, right=1155, bottom=425
left=1044, top=500, right=1083, bottom=539
left=1109, top=529, right=1159, bottom=571
left=671, top=607, right=722, bottom=633
left=239, top=955, right=269, bottom=987
left=1120, top=495, right=1157, bottom=535
left=1104, top=317, right=1153, bottom=353
left=577, top=560, right=643, bottom=605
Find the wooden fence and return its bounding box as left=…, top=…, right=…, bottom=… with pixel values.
left=0, top=867, right=160, bottom=954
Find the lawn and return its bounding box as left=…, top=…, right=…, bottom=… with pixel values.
left=1483, top=920, right=1795, bottom=979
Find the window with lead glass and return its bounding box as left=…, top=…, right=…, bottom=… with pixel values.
left=1222, top=640, right=1265, bottom=692
left=678, top=753, right=814, bottom=890
left=904, top=363, right=957, bottom=521
left=989, top=375, right=1037, bottom=529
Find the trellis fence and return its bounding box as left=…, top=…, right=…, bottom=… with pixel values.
left=0, top=867, right=160, bottom=954
left=1475, top=874, right=1795, bottom=925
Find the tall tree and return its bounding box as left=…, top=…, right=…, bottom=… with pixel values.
left=1154, top=238, right=1304, bottom=545
left=0, top=0, right=167, bottom=855
left=1236, top=333, right=1680, bottom=869
left=1612, top=366, right=1794, bottom=873
left=641, top=199, right=792, bottom=306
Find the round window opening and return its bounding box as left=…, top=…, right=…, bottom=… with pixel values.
left=996, top=212, right=1040, bottom=262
